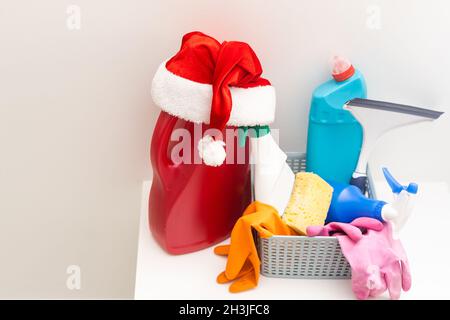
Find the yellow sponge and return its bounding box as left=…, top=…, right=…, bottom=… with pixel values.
left=282, top=172, right=333, bottom=235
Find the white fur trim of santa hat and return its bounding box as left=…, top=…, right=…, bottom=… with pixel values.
left=151, top=62, right=276, bottom=127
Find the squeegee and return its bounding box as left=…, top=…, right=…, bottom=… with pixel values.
left=344, top=98, right=444, bottom=193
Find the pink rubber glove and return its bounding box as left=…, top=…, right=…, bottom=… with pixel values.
left=307, top=217, right=383, bottom=242
left=340, top=222, right=411, bottom=300
left=307, top=218, right=411, bottom=300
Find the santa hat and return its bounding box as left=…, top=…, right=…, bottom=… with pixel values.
left=151, top=31, right=276, bottom=166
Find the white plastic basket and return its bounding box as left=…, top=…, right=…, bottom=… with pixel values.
left=254, top=152, right=376, bottom=279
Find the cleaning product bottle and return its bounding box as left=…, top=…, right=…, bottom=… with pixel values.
left=380, top=167, right=418, bottom=239
left=325, top=168, right=418, bottom=237
left=245, top=126, right=295, bottom=215
left=326, top=180, right=390, bottom=224
left=306, top=56, right=366, bottom=183
left=149, top=112, right=251, bottom=255
left=149, top=31, right=276, bottom=255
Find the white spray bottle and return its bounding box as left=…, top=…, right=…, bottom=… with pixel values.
left=381, top=167, right=418, bottom=239
left=241, top=126, right=295, bottom=215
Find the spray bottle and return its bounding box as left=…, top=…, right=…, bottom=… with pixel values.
left=326, top=168, right=418, bottom=238
left=239, top=126, right=295, bottom=215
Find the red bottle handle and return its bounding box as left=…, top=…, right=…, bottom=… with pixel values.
left=151, top=111, right=200, bottom=190
left=151, top=112, right=180, bottom=189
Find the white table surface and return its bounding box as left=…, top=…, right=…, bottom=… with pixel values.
left=135, top=180, right=450, bottom=300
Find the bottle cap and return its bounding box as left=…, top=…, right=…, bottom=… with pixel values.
left=332, top=56, right=355, bottom=82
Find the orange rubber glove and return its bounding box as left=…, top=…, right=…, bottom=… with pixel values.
left=214, top=201, right=295, bottom=293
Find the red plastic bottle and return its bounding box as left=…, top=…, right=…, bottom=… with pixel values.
left=149, top=111, right=251, bottom=254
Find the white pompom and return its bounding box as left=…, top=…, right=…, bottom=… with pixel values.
left=197, top=135, right=226, bottom=167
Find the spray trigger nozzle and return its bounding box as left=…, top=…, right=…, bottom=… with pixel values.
left=382, top=167, right=418, bottom=195
left=381, top=167, right=419, bottom=237
left=406, top=182, right=418, bottom=194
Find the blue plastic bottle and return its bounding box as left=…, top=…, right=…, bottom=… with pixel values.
left=306, top=57, right=366, bottom=183
left=326, top=180, right=386, bottom=224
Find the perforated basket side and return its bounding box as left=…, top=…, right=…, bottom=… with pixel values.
left=285, top=152, right=306, bottom=174
left=255, top=152, right=375, bottom=279
left=257, top=234, right=351, bottom=279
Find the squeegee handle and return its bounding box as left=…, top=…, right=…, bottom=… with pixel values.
left=350, top=176, right=367, bottom=194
